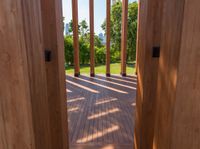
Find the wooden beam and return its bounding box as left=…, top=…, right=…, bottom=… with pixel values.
left=0, top=1, right=35, bottom=148
left=153, top=0, right=200, bottom=148
left=89, top=0, right=95, bottom=77
left=21, top=0, right=53, bottom=148
left=152, top=0, right=186, bottom=148
left=120, top=0, right=128, bottom=76
left=135, top=0, right=200, bottom=148
left=134, top=0, right=163, bottom=148
left=40, top=0, right=69, bottom=148
left=169, top=1, right=200, bottom=148
left=106, top=0, right=111, bottom=77
left=1, top=0, right=69, bottom=148
left=135, top=0, right=140, bottom=75
left=72, top=0, right=80, bottom=77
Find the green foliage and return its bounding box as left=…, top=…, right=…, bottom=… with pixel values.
left=79, top=20, right=89, bottom=36
left=64, top=36, right=74, bottom=65
left=65, top=19, right=105, bottom=66
left=68, top=20, right=89, bottom=36
left=95, top=47, right=106, bottom=64
left=101, top=1, right=138, bottom=61
left=66, top=63, right=136, bottom=74
left=128, top=2, right=138, bottom=61
left=64, top=1, right=138, bottom=66
left=79, top=36, right=90, bottom=64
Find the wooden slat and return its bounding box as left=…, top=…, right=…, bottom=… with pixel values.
left=154, top=0, right=200, bottom=148
left=134, top=0, right=163, bottom=148
left=106, top=0, right=111, bottom=76
left=40, top=0, right=69, bottom=148
left=89, top=0, right=95, bottom=77
left=120, top=0, right=128, bottom=76
left=170, top=0, right=200, bottom=148
left=21, top=0, right=53, bottom=148
left=72, top=0, right=80, bottom=76
left=0, top=0, right=35, bottom=148
left=66, top=75, right=136, bottom=148
left=135, top=0, right=140, bottom=75
left=153, top=0, right=186, bottom=148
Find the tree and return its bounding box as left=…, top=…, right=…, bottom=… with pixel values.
left=101, top=1, right=138, bottom=62
left=79, top=20, right=89, bottom=36
left=68, top=19, right=89, bottom=36
left=65, top=19, right=104, bottom=65
left=64, top=36, right=74, bottom=65
left=127, top=2, right=138, bottom=61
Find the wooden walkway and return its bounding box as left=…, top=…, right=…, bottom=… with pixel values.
left=66, top=75, right=137, bottom=149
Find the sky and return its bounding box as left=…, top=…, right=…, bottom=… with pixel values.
left=62, top=0, right=137, bottom=35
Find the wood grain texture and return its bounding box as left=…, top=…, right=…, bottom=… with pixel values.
left=89, top=0, right=95, bottom=76
left=0, top=0, right=35, bottom=148
left=120, top=0, right=128, bottom=75
left=134, top=0, right=148, bottom=148
left=66, top=75, right=137, bottom=149
left=171, top=0, right=200, bottom=148
left=135, top=0, right=200, bottom=148
left=21, top=0, right=52, bottom=148
left=154, top=0, right=200, bottom=148
left=40, top=0, right=69, bottom=148
left=134, top=0, right=163, bottom=148
left=72, top=0, right=80, bottom=75
left=106, top=0, right=111, bottom=76
left=153, top=0, right=186, bottom=148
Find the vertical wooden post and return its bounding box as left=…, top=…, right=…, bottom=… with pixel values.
left=89, top=0, right=95, bottom=77
left=135, top=1, right=140, bottom=75
left=22, top=0, right=53, bottom=148
left=40, top=0, right=69, bottom=148
left=153, top=0, right=200, bottom=148
left=120, top=0, right=128, bottom=76
left=106, top=0, right=111, bottom=77
left=72, top=0, right=80, bottom=77
left=0, top=1, right=35, bottom=148
left=134, top=0, right=163, bottom=148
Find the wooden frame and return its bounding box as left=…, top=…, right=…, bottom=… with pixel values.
left=1, top=0, right=200, bottom=148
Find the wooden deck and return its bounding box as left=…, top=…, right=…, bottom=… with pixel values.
left=66, top=75, right=137, bottom=149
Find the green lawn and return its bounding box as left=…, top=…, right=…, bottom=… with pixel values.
left=65, top=62, right=136, bottom=75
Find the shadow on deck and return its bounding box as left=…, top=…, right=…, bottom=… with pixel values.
left=66, top=74, right=137, bottom=149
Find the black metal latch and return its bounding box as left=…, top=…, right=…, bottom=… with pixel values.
left=152, top=46, right=160, bottom=58
left=45, top=49, right=52, bottom=62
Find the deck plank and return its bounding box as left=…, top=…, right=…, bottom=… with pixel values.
left=66, top=75, right=136, bottom=149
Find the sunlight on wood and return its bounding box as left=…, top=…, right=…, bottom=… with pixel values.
left=95, top=98, right=118, bottom=105
left=99, top=75, right=137, bottom=84
left=66, top=75, right=135, bottom=147
left=77, top=125, right=119, bottom=143
left=73, top=77, right=128, bottom=94
left=101, top=145, right=115, bottom=149
left=132, top=103, right=136, bottom=106
left=68, top=107, right=79, bottom=112
left=67, top=97, right=85, bottom=103
left=122, top=76, right=137, bottom=81
left=66, top=80, right=99, bottom=93
left=88, top=108, right=120, bottom=120
left=66, top=89, right=72, bottom=93
left=92, top=77, right=137, bottom=89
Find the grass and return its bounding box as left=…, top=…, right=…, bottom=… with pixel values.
left=65, top=62, right=136, bottom=75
